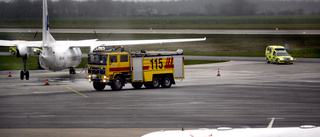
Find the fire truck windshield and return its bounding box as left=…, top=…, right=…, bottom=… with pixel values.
left=88, top=54, right=108, bottom=65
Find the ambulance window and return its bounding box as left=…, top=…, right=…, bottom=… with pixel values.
left=268, top=48, right=272, bottom=54
left=277, top=52, right=289, bottom=56
left=110, top=55, right=117, bottom=63
left=273, top=51, right=276, bottom=56
left=120, top=55, right=128, bottom=62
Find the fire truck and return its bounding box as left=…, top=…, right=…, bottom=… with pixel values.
left=86, top=47, right=185, bottom=91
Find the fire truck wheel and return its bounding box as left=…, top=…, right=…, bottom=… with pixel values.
left=111, top=77, right=123, bottom=91
left=153, top=76, right=161, bottom=88
left=161, top=75, right=172, bottom=88
left=93, top=82, right=105, bottom=91
left=145, top=76, right=160, bottom=88
left=132, top=82, right=143, bottom=89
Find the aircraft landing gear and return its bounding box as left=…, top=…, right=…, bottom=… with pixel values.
left=20, top=55, right=29, bottom=80
left=20, top=70, right=29, bottom=80
left=69, top=67, right=76, bottom=74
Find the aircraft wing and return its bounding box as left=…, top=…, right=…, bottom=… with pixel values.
left=1, top=37, right=206, bottom=50
left=0, top=40, right=42, bottom=48
left=67, top=37, right=206, bottom=52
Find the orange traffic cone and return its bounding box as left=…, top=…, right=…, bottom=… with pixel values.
left=8, top=69, right=12, bottom=77
left=217, top=68, right=221, bottom=76
left=45, top=76, right=50, bottom=85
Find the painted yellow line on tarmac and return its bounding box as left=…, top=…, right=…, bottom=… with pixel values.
left=59, top=84, right=88, bottom=98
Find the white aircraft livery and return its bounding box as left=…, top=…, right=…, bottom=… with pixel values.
left=142, top=126, right=320, bottom=137
left=142, top=119, right=320, bottom=137
left=0, top=0, right=206, bottom=80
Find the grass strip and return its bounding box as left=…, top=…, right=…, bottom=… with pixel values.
left=0, top=56, right=39, bottom=70
left=184, top=60, right=227, bottom=65
left=0, top=56, right=226, bottom=70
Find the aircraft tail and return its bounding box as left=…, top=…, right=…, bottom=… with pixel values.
left=42, top=0, right=55, bottom=45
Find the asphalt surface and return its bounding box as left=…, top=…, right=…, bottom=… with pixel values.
left=0, top=59, right=320, bottom=137
left=184, top=56, right=320, bottom=63
left=1, top=52, right=319, bottom=63
left=1, top=28, right=320, bottom=35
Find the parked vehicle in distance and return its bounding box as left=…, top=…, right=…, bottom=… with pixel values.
left=9, top=47, right=41, bottom=55
left=9, top=47, right=17, bottom=55
left=265, top=45, right=293, bottom=64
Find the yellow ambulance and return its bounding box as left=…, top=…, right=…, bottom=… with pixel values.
left=9, top=47, right=17, bottom=55
left=265, top=45, right=293, bottom=64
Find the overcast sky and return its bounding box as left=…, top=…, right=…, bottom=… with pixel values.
left=2, top=0, right=172, bottom=1
left=0, top=0, right=319, bottom=2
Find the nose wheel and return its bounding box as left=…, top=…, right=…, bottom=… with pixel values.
left=20, top=55, right=29, bottom=80
left=20, top=70, right=29, bottom=80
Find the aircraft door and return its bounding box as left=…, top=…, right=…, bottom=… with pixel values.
left=41, top=47, right=56, bottom=70
left=61, top=52, right=67, bottom=68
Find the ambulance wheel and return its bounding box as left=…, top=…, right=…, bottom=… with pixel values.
left=132, top=82, right=143, bottom=89
left=111, top=77, right=123, bottom=91
left=93, top=82, right=105, bottom=91
left=161, top=75, right=172, bottom=88
left=266, top=59, right=270, bottom=64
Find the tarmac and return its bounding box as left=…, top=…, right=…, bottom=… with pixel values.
left=0, top=60, right=320, bottom=137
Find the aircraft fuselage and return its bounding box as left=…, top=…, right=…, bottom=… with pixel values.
left=39, top=43, right=82, bottom=71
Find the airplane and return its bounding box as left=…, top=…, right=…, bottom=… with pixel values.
left=0, top=0, right=206, bottom=80
left=141, top=118, right=320, bottom=137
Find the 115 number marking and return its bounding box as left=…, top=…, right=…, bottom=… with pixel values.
left=150, top=58, right=163, bottom=69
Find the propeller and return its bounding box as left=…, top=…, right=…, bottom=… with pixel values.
left=94, top=30, right=98, bottom=39
left=33, top=31, right=38, bottom=40
left=19, top=32, right=26, bottom=40
left=106, top=33, right=112, bottom=39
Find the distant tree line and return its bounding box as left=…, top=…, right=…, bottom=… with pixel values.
left=0, top=0, right=320, bottom=18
